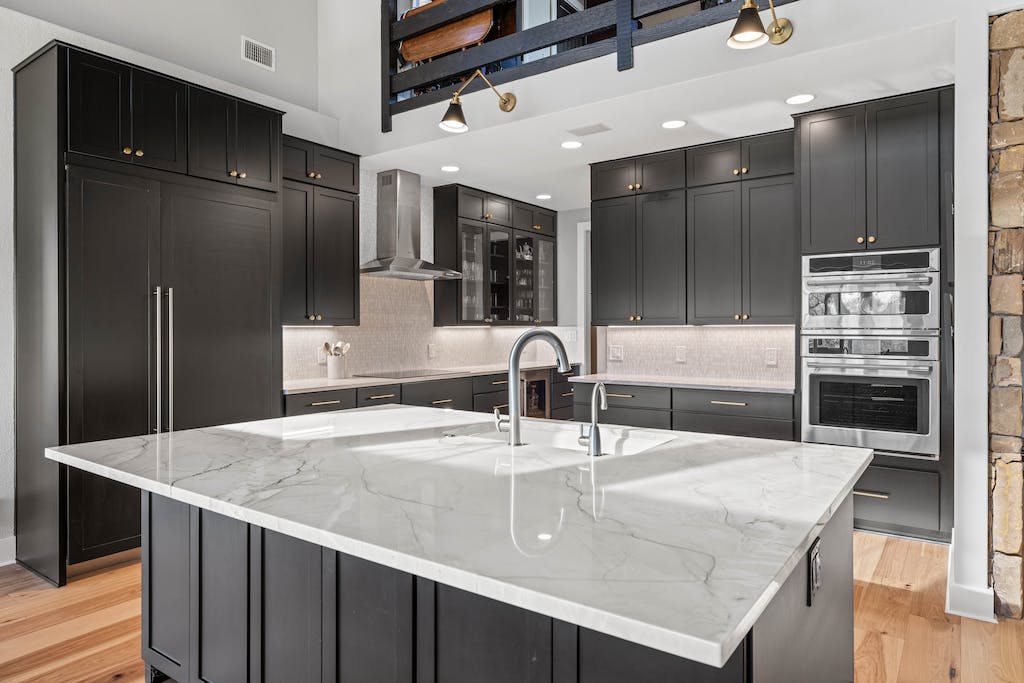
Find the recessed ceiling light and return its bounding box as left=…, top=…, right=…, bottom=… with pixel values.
left=537, top=532, right=553, bottom=541
left=661, top=120, right=686, bottom=129
left=561, top=140, right=583, bottom=149
left=786, top=94, right=815, bottom=105
left=536, top=194, right=551, bottom=200
left=440, top=165, right=460, bottom=173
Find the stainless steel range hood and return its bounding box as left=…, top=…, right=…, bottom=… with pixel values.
left=360, top=169, right=462, bottom=281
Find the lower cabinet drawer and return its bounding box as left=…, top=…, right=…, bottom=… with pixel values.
left=672, top=389, right=794, bottom=420
left=853, top=465, right=940, bottom=532
left=671, top=412, right=794, bottom=441
left=402, top=378, right=473, bottom=411
left=473, top=373, right=511, bottom=394
left=356, top=385, right=402, bottom=407
left=473, top=390, right=509, bottom=414
left=552, top=382, right=575, bottom=410
left=575, top=404, right=671, bottom=430
left=574, top=383, right=671, bottom=410
left=283, top=389, right=357, bottom=416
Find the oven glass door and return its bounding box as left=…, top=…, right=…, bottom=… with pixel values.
left=802, top=273, right=939, bottom=330
left=810, top=375, right=929, bottom=434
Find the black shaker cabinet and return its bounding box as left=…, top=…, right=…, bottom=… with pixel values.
left=68, top=49, right=187, bottom=173
left=590, top=150, right=685, bottom=201
left=798, top=89, right=943, bottom=253
left=283, top=134, right=360, bottom=194
left=687, top=177, right=796, bottom=325
left=591, top=191, right=686, bottom=326
left=189, top=88, right=280, bottom=192
left=14, top=42, right=283, bottom=585
left=686, top=131, right=794, bottom=187
left=282, top=179, right=360, bottom=326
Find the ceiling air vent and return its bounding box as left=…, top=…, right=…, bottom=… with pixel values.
left=241, top=36, right=276, bottom=72
left=566, top=123, right=611, bottom=137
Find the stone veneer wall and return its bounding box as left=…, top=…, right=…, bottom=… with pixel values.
left=989, top=10, right=1024, bottom=619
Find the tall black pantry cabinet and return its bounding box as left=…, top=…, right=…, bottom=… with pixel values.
left=15, top=42, right=282, bottom=585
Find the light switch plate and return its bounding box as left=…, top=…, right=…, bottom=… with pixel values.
left=608, top=344, right=624, bottom=362
left=675, top=346, right=687, bottom=364
left=765, top=347, right=778, bottom=367
left=566, top=329, right=578, bottom=342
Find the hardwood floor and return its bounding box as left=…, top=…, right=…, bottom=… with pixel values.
left=0, top=533, right=1021, bottom=682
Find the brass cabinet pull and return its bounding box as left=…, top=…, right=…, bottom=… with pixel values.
left=734, top=314, right=741, bottom=320
left=494, top=403, right=509, bottom=410
left=710, top=400, right=748, bottom=407
left=308, top=171, right=317, bottom=178
left=856, top=236, right=865, bottom=244
left=122, top=146, right=133, bottom=155
left=315, top=172, right=323, bottom=180
left=491, top=380, right=508, bottom=386
left=733, top=169, right=740, bottom=176
left=561, top=391, right=574, bottom=397
left=239, top=172, right=247, bottom=179
left=853, top=490, right=890, bottom=500
left=432, top=398, right=454, bottom=405
left=867, top=235, right=877, bottom=244
left=606, top=393, right=634, bottom=399
left=741, top=314, right=749, bottom=320
left=310, top=400, right=342, bottom=407
left=369, top=394, right=396, bottom=400
left=134, top=149, right=144, bottom=157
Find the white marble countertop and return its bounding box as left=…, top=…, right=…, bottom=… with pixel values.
left=283, top=361, right=569, bottom=395
left=571, top=373, right=796, bottom=394
left=46, top=405, right=869, bottom=668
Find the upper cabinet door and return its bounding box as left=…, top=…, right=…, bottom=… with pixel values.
left=535, top=236, right=556, bottom=325
left=513, top=203, right=556, bottom=236
left=312, top=188, right=359, bottom=325
left=686, top=141, right=742, bottom=187
left=188, top=88, right=237, bottom=184
left=866, top=92, right=940, bottom=250
left=743, top=176, right=796, bottom=324
left=742, top=131, right=794, bottom=180
left=513, top=233, right=537, bottom=323
left=281, top=180, right=314, bottom=324
left=68, top=51, right=131, bottom=161
left=636, top=190, right=686, bottom=325
left=636, top=150, right=686, bottom=194
left=591, top=197, right=637, bottom=325
left=457, top=186, right=487, bottom=220
left=313, top=147, right=359, bottom=193
left=799, top=107, right=866, bottom=254
left=484, top=194, right=514, bottom=226
left=283, top=135, right=315, bottom=183
left=687, top=184, right=742, bottom=325
left=591, top=159, right=637, bottom=201
left=457, top=219, right=488, bottom=324
left=235, top=101, right=280, bottom=192
left=130, top=69, right=187, bottom=173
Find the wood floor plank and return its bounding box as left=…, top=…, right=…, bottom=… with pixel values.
left=894, top=615, right=959, bottom=683
left=854, top=627, right=904, bottom=683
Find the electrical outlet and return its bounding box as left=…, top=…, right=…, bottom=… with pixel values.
left=566, top=329, right=578, bottom=343
left=675, top=346, right=687, bottom=364
left=765, top=347, right=778, bottom=367
left=608, top=344, right=624, bottom=362
left=428, top=343, right=439, bottom=359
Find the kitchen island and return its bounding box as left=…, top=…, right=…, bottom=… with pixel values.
left=46, top=405, right=872, bottom=683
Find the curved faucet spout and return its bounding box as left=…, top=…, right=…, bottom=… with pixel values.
left=504, top=329, right=571, bottom=446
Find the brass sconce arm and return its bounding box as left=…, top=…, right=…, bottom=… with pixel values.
left=453, top=69, right=517, bottom=112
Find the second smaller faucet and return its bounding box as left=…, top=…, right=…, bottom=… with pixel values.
left=578, top=382, right=607, bottom=457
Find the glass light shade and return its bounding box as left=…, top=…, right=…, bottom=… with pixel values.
left=727, top=5, right=769, bottom=49
left=439, top=99, right=468, bottom=133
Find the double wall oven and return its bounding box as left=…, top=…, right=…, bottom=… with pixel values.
left=801, top=249, right=942, bottom=459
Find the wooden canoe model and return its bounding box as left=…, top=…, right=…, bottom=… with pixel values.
left=399, top=0, right=494, bottom=64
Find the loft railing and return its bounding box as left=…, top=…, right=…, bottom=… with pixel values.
left=380, top=0, right=798, bottom=132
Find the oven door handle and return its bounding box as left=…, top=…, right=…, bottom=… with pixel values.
left=804, top=273, right=934, bottom=287
left=805, top=362, right=934, bottom=374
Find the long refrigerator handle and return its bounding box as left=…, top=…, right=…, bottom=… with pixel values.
left=154, top=286, right=161, bottom=434
left=168, top=286, right=174, bottom=433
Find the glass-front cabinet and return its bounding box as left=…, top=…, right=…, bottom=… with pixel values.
left=488, top=227, right=512, bottom=323
left=458, top=220, right=486, bottom=324
left=513, top=233, right=536, bottom=323
left=512, top=232, right=557, bottom=325
left=535, top=236, right=555, bottom=324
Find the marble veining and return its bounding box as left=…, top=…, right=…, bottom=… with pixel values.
left=45, top=405, right=871, bottom=667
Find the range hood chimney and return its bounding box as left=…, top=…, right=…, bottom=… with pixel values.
left=360, top=169, right=462, bottom=281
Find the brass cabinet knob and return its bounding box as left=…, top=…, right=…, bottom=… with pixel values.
left=742, top=313, right=749, bottom=320
left=308, top=171, right=316, bottom=178
left=628, top=315, right=636, bottom=322
left=239, top=172, right=247, bottom=179
left=734, top=314, right=741, bottom=320
left=636, top=314, right=643, bottom=321
left=315, top=172, right=323, bottom=180
left=628, top=184, right=635, bottom=191
left=534, top=319, right=541, bottom=324
left=316, top=314, right=323, bottom=321
left=483, top=317, right=493, bottom=323
left=229, top=170, right=239, bottom=177
left=635, top=183, right=641, bottom=190
left=122, top=146, right=133, bottom=155
left=308, top=314, right=315, bottom=321
left=856, top=236, right=865, bottom=244
left=733, top=169, right=740, bottom=176
left=533, top=224, right=542, bottom=230
left=741, top=167, right=748, bottom=174
left=135, top=149, right=144, bottom=157
left=867, top=235, right=877, bottom=244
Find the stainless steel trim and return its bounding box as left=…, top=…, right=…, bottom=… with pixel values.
left=805, top=361, right=932, bottom=373
left=801, top=247, right=941, bottom=277
left=154, top=286, right=161, bottom=434
left=873, top=449, right=941, bottom=462
left=167, top=287, right=174, bottom=432
left=804, top=273, right=934, bottom=287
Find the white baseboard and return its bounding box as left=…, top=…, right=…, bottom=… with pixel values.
left=945, top=529, right=997, bottom=623
left=0, top=536, right=14, bottom=567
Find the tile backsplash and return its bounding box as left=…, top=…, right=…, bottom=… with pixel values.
left=600, top=325, right=796, bottom=386
left=283, top=276, right=579, bottom=381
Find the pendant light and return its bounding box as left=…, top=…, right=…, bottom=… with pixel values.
left=438, top=69, right=516, bottom=134
left=726, top=0, right=793, bottom=50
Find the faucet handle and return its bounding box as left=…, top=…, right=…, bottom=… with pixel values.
left=494, top=408, right=510, bottom=434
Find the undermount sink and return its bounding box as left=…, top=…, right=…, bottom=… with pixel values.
left=465, top=419, right=676, bottom=456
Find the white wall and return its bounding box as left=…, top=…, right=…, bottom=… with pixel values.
left=0, top=7, right=340, bottom=564
left=555, top=208, right=590, bottom=326
left=0, top=0, right=320, bottom=110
